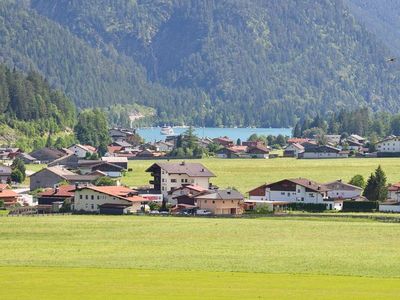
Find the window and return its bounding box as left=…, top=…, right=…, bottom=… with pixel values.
left=171, top=179, right=177, bottom=183
left=181, top=179, right=185, bottom=183
left=97, top=195, right=100, bottom=200
left=281, top=192, right=285, bottom=195
left=91, top=195, right=94, bottom=200
left=297, top=189, right=300, bottom=193
left=85, top=195, right=88, bottom=200
left=205, top=200, right=207, bottom=203
left=79, top=195, right=82, bottom=199
left=309, top=193, right=314, bottom=197
left=91, top=204, right=94, bottom=209
left=212, top=201, right=215, bottom=204
left=222, top=201, right=225, bottom=204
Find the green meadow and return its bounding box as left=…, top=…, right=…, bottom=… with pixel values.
left=122, top=157, right=400, bottom=193
left=0, top=215, right=400, bottom=299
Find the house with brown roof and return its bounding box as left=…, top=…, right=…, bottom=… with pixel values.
left=195, top=189, right=244, bottom=215
left=169, top=184, right=209, bottom=205
left=248, top=178, right=329, bottom=205
left=37, top=185, right=75, bottom=205
left=68, top=144, right=97, bottom=158
left=0, top=184, right=20, bottom=207
left=30, top=166, right=104, bottom=191
left=146, top=162, right=215, bottom=196
left=283, top=143, right=305, bottom=157
left=216, top=145, right=269, bottom=159
left=73, top=185, right=149, bottom=214
left=29, top=147, right=71, bottom=164
left=213, top=136, right=234, bottom=147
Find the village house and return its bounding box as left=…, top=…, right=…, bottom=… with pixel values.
left=109, top=128, right=136, bottom=143
left=29, top=147, right=71, bottom=164
left=299, top=144, right=348, bottom=159
left=248, top=178, right=329, bottom=205
left=376, top=136, right=400, bottom=156
left=0, top=165, right=11, bottom=183
left=48, top=153, right=79, bottom=169
left=388, top=182, right=400, bottom=202
left=101, top=157, right=128, bottom=169
left=0, top=148, right=21, bottom=162
left=153, top=141, right=174, bottom=152
left=146, top=162, right=215, bottom=196
left=213, top=136, right=234, bottom=147
left=30, top=166, right=104, bottom=190
left=73, top=185, right=149, bottom=214
left=169, top=184, right=209, bottom=205
left=247, top=145, right=270, bottom=158
left=344, top=138, right=364, bottom=152
left=287, top=138, right=310, bottom=144
left=78, top=160, right=123, bottom=177
left=216, top=146, right=248, bottom=158
left=323, top=180, right=363, bottom=200
left=37, top=185, right=75, bottom=206
left=349, top=134, right=366, bottom=145
left=195, top=189, right=244, bottom=215
left=68, top=144, right=97, bottom=158
left=283, top=143, right=304, bottom=158
left=379, top=201, right=400, bottom=213
left=0, top=184, right=20, bottom=208
left=16, top=152, right=38, bottom=164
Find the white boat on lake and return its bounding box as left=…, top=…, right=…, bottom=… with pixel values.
left=161, top=126, right=174, bottom=135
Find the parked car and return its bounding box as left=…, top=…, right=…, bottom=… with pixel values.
left=149, top=210, right=160, bottom=215
left=196, top=209, right=212, bottom=215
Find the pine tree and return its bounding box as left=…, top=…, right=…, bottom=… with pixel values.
left=363, top=166, right=388, bottom=201
left=363, top=173, right=377, bottom=201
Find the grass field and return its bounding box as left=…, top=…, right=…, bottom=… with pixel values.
left=121, top=157, right=400, bottom=193
left=0, top=215, right=400, bottom=299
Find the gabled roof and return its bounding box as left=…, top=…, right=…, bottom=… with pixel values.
left=76, top=185, right=147, bottom=203
left=195, top=189, right=244, bottom=200
left=38, top=185, right=76, bottom=197
left=388, top=183, right=400, bottom=192
left=146, top=162, right=215, bottom=177
left=48, top=153, right=79, bottom=168
left=0, top=188, right=19, bottom=199
left=102, top=157, right=128, bottom=163
left=35, top=166, right=76, bottom=178
left=29, top=147, right=69, bottom=161
left=286, top=143, right=304, bottom=150
left=247, top=145, right=270, bottom=154
left=323, top=180, right=363, bottom=191
left=170, top=184, right=208, bottom=194
left=263, top=178, right=329, bottom=193
left=288, top=138, right=310, bottom=144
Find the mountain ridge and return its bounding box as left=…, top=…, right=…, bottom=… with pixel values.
left=1, top=0, right=400, bottom=127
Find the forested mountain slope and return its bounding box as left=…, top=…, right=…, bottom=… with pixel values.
left=2, top=0, right=400, bottom=127
left=345, top=0, right=400, bottom=56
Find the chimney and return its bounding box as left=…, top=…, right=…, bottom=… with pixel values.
left=318, top=186, right=321, bottom=190
left=309, top=181, right=312, bottom=185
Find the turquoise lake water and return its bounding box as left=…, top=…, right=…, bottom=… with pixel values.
left=137, top=127, right=292, bottom=142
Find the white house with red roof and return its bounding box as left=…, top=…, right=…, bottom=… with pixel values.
left=73, top=185, right=149, bottom=214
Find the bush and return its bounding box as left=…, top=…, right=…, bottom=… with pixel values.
left=287, top=203, right=326, bottom=212
left=342, top=201, right=378, bottom=212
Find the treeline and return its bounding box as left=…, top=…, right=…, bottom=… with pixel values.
left=0, top=64, right=76, bottom=151
left=293, top=108, right=400, bottom=141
